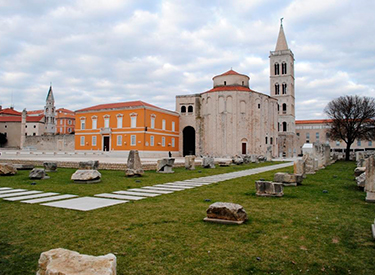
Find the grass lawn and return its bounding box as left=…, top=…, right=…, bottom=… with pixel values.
left=0, top=161, right=374, bottom=274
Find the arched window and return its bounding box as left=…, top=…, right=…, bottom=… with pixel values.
left=282, top=83, right=287, bottom=94
left=188, top=106, right=193, bottom=113
left=282, top=103, right=287, bottom=114
left=283, top=122, right=287, bottom=132
left=274, top=63, right=280, bottom=75
left=275, top=83, right=280, bottom=95
left=278, top=123, right=280, bottom=132
left=181, top=106, right=186, bottom=113
left=282, top=62, right=287, bottom=74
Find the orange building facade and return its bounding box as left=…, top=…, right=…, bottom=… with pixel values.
left=56, top=108, right=75, bottom=134
left=75, top=101, right=180, bottom=157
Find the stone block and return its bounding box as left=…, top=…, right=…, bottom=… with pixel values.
left=13, top=164, right=34, bottom=170
left=255, top=181, right=284, bottom=197
left=274, top=172, right=303, bottom=186
left=218, top=160, right=231, bottom=167
left=293, top=159, right=305, bottom=176
left=0, top=163, right=17, bottom=176
left=71, top=170, right=101, bottom=183
left=79, top=160, right=99, bottom=170
left=372, top=219, right=375, bottom=240
left=185, top=155, right=195, bottom=170
left=202, top=156, right=215, bottom=168
left=232, top=155, right=244, bottom=165
left=204, top=202, right=248, bottom=224
left=29, top=168, right=48, bottom=180
left=356, top=172, right=366, bottom=188
left=125, top=150, right=144, bottom=176
left=157, top=158, right=175, bottom=173
left=365, top=155, right=375, bottom=202
left=36, top=248, right=116, bottom=275
left=354, top=167, right=366, bottom=177
left=43, top=162, right=57, bottom=172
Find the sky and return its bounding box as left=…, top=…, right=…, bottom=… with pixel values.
left=0, top=0, right=374, bottom=119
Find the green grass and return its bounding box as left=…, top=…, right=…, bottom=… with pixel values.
left=0, top=161, right=374, bottom=274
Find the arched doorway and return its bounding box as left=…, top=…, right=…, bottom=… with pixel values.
left=183, top=126, right=195, bottom=156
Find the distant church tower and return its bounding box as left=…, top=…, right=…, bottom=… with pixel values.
left=44, top=85, right=56, bottom=135
left=270, top=20, right=297, bottom=157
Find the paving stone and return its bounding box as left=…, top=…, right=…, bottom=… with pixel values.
left=168, top=182, right=205, bottom=187
left=41, top=197, right=127, bottom=211
left=154, top=184, right=194, bottom=189
left=144, top=186, right=185, bottom=191
left=21, top=194, right=78, bottom=204
left=113, top=191, right=160, bottom=197
left=0, top=189, right=26, bottom=194
left=0, top=190, right=42, bottom=198
left=95, top=193, right=144, bottom=201
left=128, top=188, right=174, bottom=194
left=0, top=187, right=12, bottom=190
left=4, top=192, right=59, bottom=201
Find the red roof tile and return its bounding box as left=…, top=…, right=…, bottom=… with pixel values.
left=0, top=108, right=21, bottom=116
left=76, top=101, right=170, bottom=113
left=0, top=115, right=44, bottom=122
left=296, top=119, right=333, bottom=124
left=27, top=109, right=44, bottom=115
left=203, top=86, right=252, bottom=94
left=56, top=108, right=74, bottom=114
left=213, top=69, right=249, bottom=79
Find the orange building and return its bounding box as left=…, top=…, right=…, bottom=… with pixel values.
left=56, top=108, right=75, bottom=134
left=75, top=101, right=180, bottom=156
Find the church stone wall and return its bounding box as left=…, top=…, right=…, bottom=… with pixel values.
left=24, top=134, right=75, bottom=151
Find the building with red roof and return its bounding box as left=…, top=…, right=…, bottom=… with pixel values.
left=56, top=108, right=75, bottom=134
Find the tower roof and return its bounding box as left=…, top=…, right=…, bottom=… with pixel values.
left=213, top=69, right=249, bottom=80
left=275, top=23, right=289, bottom=51
left=46, top=85, right=54, bottom=101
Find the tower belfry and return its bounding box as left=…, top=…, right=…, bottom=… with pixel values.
left=270, top=20, right=297, bottom=157
left=44, top=85, right=56, bottom=135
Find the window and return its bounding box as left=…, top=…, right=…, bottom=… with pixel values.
left=68, top=128, right=71, bottom=133
left=131, top=116, right=137, bottom=128
left=357, top=140, right=361, bottom=146
left=297, top=133, right=300, bottom=136
left=282, top=104, right=287, bottom=114
left=369, top=141, right=373, bottom=146
left=150, top=135, right=154, bottom=146
left=282, top=83, right=287, bottom=94
left=80, top=136, right=85, bottom=146
left=282, top=62, right=287, bottom=74
left=162, top=119, right=166, bottom=130
left=188, top=106, right=193, bottom=113
left=92, top=136, right=97, bottom=146
left=181, top=106, right=186, bottom=113
left=336, top=140, right=340, bottom=146
left=117, top=115, right=123, bottom=128
left=34, top=125, right=36, bottom=128
left=172, top=121, right=175, bottom=132
left=162, top=137, right=165, bottom=147
left=282, top=122, right=287, bottom=132
left=224, top=81, right=227, bottom=85
left=33, top=133, right=36, bottom=136
left=68, top=120, right=72, bottom=125
left=92, top=117, right=97, bottom=129
left=242, top=81, right=244, bottom=86
left=104, top=117, right=110, bottom=128
left=131, top=135, right=136, bottom=146
left=274, top=63, right=280, bottom=75
left=306, top=133, right=310, bottom=142
left=316, top=132, right=320, bottom=140
left=265, top=137, right=268, bottom=144
left=117, top=135, right=122, bottom=146
left=258, top=104, right=261, bottom=109
left=172, top=138, right=175, bottom=147
left=270, top=137, right=273, bottom=144
left=80, top=119, right=85, bottom=130
left=60, top=127, right=62, bottom=132
left=275, top=83, right=280, bottom=95
left=151, top=116, right=155, bottom=129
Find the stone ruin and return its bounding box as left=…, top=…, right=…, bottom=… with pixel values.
left=185, top=155, right=195, bottom=170
left=125, top=150, right=144, bottom=176
left=294, top=159, right=305, bottom=178
left=302, top=142, right=332, bottom=174
left=255, top=180, right=284, bottom=197
left=274, top=172, right=303, bottom=187
left=36, top=248, right=116, bottom=275
left=157, top=158, right=175, bottom=173
left=43, top=162, right=57, bottom=172
left=71, top=160, right=101, bottom=183
left=266, top=146, right=272, bottom=161
left=218, top=160, right=231, bottom=167
left=365, top=155, right=375, bottom=202
left=202, top=156, right=215, bottom=168
left=0, top=163, right=17, bottom=176
left=29, top=168, right=49, bottom=180
left=204, top=202, right=248, bottom=225
left=232, top=155, right=244, bottom=165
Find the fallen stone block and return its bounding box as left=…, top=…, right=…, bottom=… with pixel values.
left=232, top=155, right=244, bottom=165
left=354, top=167, right=366, bottom=177
left=185, top=155, right=195, bottom=170
left=157, top=158, right=175, bottom=173
left=274, top=172, right=303, bottom=186
left=255, top=181, right=283, bottom=197
left=79, top=160, right=99, bottom=170
left=218, top=160, right=231, bottom=167
left=204, top=202, right=248, bottom=224
left=29, top=168, right=49, bottom=180
left=43, top=162, right=57, bottom=172
left=202, top=156, right=215, bottom=168
left=36, top=248, right=116, bottom=275
left=13, top=164, right=34, bottom=170
left=71, top=170, right=101, bottom=183
left=125, top=150, right=144, bottom=177
left=356, top=172, right=366, bottom=188
left=0, top=163, right=17, bottom=176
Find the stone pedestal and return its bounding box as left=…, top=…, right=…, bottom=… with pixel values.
left=255, top=181, right=284, bottom=197
left=365, top=155, right=375, bottom=202
left=185, top=155, right=195, bottom=170
left=157, top=158, right=175, bottom=173
left=202, top=156, right=215, bottom=168
left=126, top=150, right=144, bottom=176
left=293, top=159, right=305, bottom=177
left=204, top=202, right=248, bottom=224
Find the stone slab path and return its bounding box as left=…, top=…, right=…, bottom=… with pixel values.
left=0, top=162, right=293, bottom=211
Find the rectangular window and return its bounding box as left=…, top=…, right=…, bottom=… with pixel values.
left=92, top=136, right=97, bottom=146
left=92, top=119, right=97, bottom=129
left=150, top=135, right=154, bottom=146
left=306, top=133, right=310, bottom=143
left=60, top=127, right=62, bottom=132
left=131, top=135, right=136, bottom=146
left=68, top=128, right=71, bottom=133
left=172, top=138, right=175, bottom=147
left=117, top=135, right=122, bottom=146
left=172, top=121, right=175, bottom=132
left=369, top=141, right=373, bottom=146
left=316, top=132, right=319, bottom=140
left=162, top=119, right=166, bottom=130
left=104, top=118, right=109, bottom=128
left=265, top=137, right=268, bottom=144
left=270, top=137, right=273, bottom=144
left=336, top=141, right=340, bottom=146
left=151, top=117, right=155, bottom=129
left=162, top=136, right=165, bottom=147
left=80, top=136, right=85, bottom=146
left=117, top=116, right=123, bottom=128
left=68, top=120, right=72, bottom=125
left=131, top=116, right=137, bottom=128
left=357, top=140, right=361, bottom=146
left=80, top=120, right=85, bottom=130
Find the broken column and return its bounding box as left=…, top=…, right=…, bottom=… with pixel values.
left=185, top=155, right=195, bottom=170
left=365, top=155, right=375, bottom=202
left=125, top=150, right=144, bottom=176
left=202, top=156, right=215, bottom=168
left=274, top=172, right=303, bottom=187
left=294, top=159, right=305, bottom=178
left=255, top=180, right=284, bottom=197
left=157, top=158, right=175, bottom=173
left=204, top=202, right=248, bottom=225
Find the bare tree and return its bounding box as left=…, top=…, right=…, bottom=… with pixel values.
left=324, top=95, right=375, bottom=160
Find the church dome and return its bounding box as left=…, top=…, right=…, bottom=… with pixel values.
left=212, top=69, right=250, bottom=88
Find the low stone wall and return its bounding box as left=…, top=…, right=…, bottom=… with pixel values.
left=0, top=159, right=188, bottom=171
left=24, top=135, right=75, bottom=151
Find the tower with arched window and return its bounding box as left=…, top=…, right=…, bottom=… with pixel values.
left=269, top=21, right=297, bottom=157
left=44, top=85, right=56, bottom=135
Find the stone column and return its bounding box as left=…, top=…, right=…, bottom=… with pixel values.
left=20, top=108, right=26, bottom=149
left=365, top=155, right=375, bottom=202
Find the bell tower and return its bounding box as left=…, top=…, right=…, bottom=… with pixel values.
left=270, top=20, right=297, bottom=157
left=44, top=85, right=56, bottom=135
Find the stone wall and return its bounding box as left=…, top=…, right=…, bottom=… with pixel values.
left=24, top=134, right=75, bottom=151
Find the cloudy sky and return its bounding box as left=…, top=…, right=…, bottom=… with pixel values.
left=0, top=0, right=374, bottom=119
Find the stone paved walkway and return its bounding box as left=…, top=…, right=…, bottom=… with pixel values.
left=0, top=162, right=293, bottom=211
